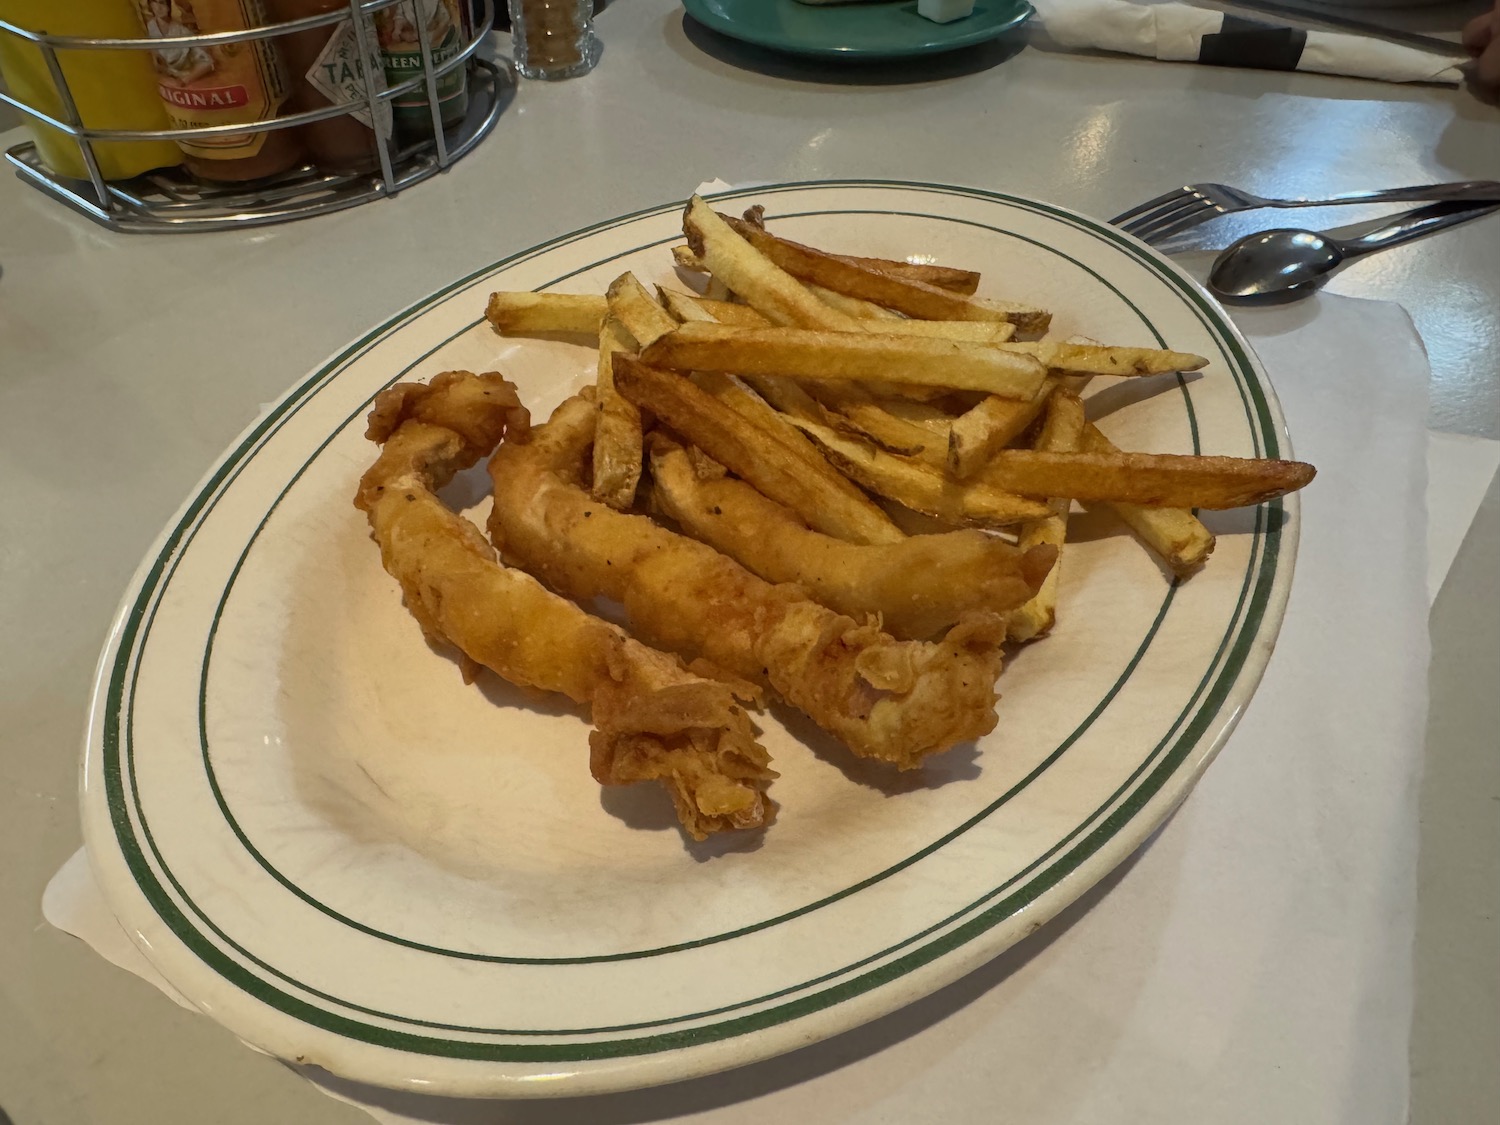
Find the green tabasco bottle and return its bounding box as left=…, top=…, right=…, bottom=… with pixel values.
left=374, top=0, right=468, bottom=139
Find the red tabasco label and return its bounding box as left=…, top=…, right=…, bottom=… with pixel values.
left=136, top=0, right=290, bottom=158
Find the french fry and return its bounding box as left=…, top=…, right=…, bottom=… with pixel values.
left=1081, top=424, right=1216, bottom=574
left=948, top=381, right=1058, bottom=479
left=683, top=196, right=864, bottom=331
left=831, top=254, right=981, bottom=295
left=681, top=295, right=1016, bottom=345
left=722, top=216, right=1051, bottom=335
left=1007, top=390, right=1086, bottom=642
left=591, top=315, right=644, bottom=510
left=486, top=291, right=607, bottom=337
left=641, top=322, right=1049, bottom=399
left=675, top=239, right=983, bottom=294
left=606, top=273, right=678, bottom=349
left=788, top=417, right=1052, bottom=528
left=738, top=375, right=832, bottom=428
left=806, top=384, right=948, bottom=461
left=947, top=372, right=1095, bottom=479
left=974, top=447, right=1315, bottom=509
left=656, top=286, right=722, bottom=325
left=680, top=295, right=772, bottom=328
left=672, top=244, right=707, bottom=273
left=805, top=282, right=905, bottom=321
left=665, top=293, right=943, bottom=458
left=1002, top=341, right=1208, bottom=377
left=612, top=356, right=904, bottom=544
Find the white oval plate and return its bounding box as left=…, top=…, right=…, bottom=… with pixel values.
left=82, top=181, right=1298, bottom=1099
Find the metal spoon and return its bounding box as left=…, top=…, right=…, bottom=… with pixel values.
left=1208, top=199, right=1500, bottom=306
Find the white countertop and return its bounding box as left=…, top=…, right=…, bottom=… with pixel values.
left=0, top=1, right=1496, bottom=1120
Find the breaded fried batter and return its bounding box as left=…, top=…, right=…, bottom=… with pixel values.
left=487, top=392, right=1009, bottom=770
left=649, top=435, right=1055, bottom=640
left=356, top=371, right=775, bottom=839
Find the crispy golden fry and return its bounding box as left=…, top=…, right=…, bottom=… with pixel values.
left=613, top=356, right=904, bottom=545
left=676, top=237, right=983, bottom=294
left=650, top=436, right=1054, bottom=640
left=641, top=323, right=1049, bottom=399
left=683, top=196, right=863, bottom=331
left=1003, top=341, right=1208, bottom=377
left=721, top=216, right=1051, bottom=335
left=591, top=314, right=643, bottom=510
left=485, top=291, right=606, bottom=337
left=489, top=394, right=1009, bottom=768
left=1007, top=390, right=1086, bottom=643
left=946, top=372, right=1099, bottom=479
left=681, top=295, right=772, bottom=328
left=788, top=417, right=1053, bottom=527
left=1081, top=424, right=1216, bottom=574
left=947, top=382, right=1058, bottom=479
left=679, top=295, right=1016, bottom=344
left=607, top=272, right=678, bottom=349
left=806, top=383, right=948, bottom=461
left=656, top=286, right=722, bottom=325
left=672, top=244, right=706, bottom=273
left=805, top=281, right=904, bottom=321
left=355, top=372, right=773, bottom=841
left=737, top=374, right=833, bottom=427
left=974, top=447, right=1316, bottom=509
left=883, top=320, right=1017, bottom=344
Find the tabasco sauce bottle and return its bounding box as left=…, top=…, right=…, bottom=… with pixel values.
left=268, top=0, right=390, bottom=175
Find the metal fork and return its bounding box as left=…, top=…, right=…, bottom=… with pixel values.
left=1112, top=180, right=1500, bottom=245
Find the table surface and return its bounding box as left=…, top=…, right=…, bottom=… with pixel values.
left=1, top=2, right=1496, bottom=1122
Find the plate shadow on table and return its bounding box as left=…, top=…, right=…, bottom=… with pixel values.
left=297, top=821, right=1172, bottom=1123
left=677, top=13, right=1028, bottom=85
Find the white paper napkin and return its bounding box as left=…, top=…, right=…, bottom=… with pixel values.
left=43, top=295, right=1496, bottom=1124
left=1033, top=0, right=1468, bottom=84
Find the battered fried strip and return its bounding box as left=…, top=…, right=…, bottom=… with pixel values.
left=650, top=436, right=1055, bottom=640
left=356, top=371, right=774, bottom=840
left=1007, top=390, right=1086, bottom=643
left=613, top=356, right=904, bottom=545
left=488, top=394, right=1009, bottom=769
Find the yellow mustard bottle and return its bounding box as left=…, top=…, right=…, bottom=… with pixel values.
left=0, top=0, right=182, bottom=180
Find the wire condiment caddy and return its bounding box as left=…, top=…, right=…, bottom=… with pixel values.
left=0, top=0, right=509, bottom=232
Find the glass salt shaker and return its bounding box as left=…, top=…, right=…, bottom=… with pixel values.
left=507, top=0, right=601, bottom=79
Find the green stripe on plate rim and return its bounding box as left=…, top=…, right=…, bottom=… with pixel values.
left=98, top=180, right=1287, bottom=1061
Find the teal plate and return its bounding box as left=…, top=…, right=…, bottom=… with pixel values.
left=681, top=0, right=1035, bottom=57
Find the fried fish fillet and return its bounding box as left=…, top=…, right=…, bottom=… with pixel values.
left=487, top=392, right=1009, bottom=769
left=355, top=371, right=775, bottom=840
left=649, top=435, right=1056, bottom=641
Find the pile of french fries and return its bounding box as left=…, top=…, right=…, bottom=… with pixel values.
left=485, top=195, right=1314, bottom=645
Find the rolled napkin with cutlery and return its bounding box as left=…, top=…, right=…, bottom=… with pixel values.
left=1033, top=0, right=1468, bottom=84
